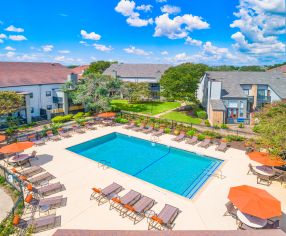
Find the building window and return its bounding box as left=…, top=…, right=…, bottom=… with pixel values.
left=29, top=93, right=33, bottom=99
left=243, top=89, right=249, bottom=95
left=58, top=104, right=63, bottom=109
left=46, top=91, right=51, bottom=96
left=227, top=108, right=238, bottom=119
left=31, top=107, right=34, bottom=113
left=46, top=105, right=52, bottom=110
left=228, top=101, right=238, bottom=108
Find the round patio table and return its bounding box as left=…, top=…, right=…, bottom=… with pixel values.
left=254, top=165, right=276, bottom=176
left=237, top=210, right=267, bottom=228
left=9, top=154, right=30, bottom=163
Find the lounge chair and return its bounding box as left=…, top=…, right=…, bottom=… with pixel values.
left=133, top=124, right=146, bottom=132
left=257, top=173, right=272, bottom=186
left=271, top=172, right=286, bottom=185
left=199, top=138, right=212, bottom=148
left=16, top=166, right=44, bottom=177
left=172, top=132, right=185, bottom=142
left=39, top=196, right=67, bottom=212
left=46, top=131, right=61, bottom=141
left=142, top=126, right=154, bottom=134
left=186, top=136, right=198, bottom=145
left=147, top=204, right=180, bottom=230
left=124, top=122, right=135, bottom=129
left=85, top=122, right=97, bottom=130
left=28, top=172, right=55, bottom=186
left=152, top=128, right=164, bottom=137
left=15, top=214, right=61, bottom=233
left=223, top=201, right=237, bottom=218
left=29, top=151, right=38, bottom=161
left=58, top=129, right=72, bottom=138
left=247, top=163, right=256, bottom=175
left=90, top=182, right=123, bottom=205
left=109, top=190, right=141, bottom=212
left=36, top=182, right=65, bottom=197
left=73, top=125, right=85, bottom=133
left=216, top=141, right=229, bottom=152
left=29, top=135, right=46, bottom=146
left=122, top=196, right=156, bottom=224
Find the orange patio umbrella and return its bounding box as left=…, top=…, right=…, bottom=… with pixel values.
left=0, top=135, right=6, bottom=143
left=248, top=151, right=285, bottom=166
left=0, top=141, right=34, bottom=154
left=97, top=112, right=116, bottom=118
left=228, top=185, right=281, bottom=219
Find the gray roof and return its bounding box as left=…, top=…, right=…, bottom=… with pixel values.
left=210, top=99, right=226, bottom=111
left=103, top=63, right=171, bottom=78
left=206, top=71, right=286, bottom=99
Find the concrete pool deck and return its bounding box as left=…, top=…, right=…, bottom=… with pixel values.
left=3, top=125, right=286, bottom=235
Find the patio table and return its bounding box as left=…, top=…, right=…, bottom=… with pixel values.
left=254, top=165, right=275, bottom=176
left=9, top=154, right=30, bottom=163
left=237, top=210, right=267, bottom=228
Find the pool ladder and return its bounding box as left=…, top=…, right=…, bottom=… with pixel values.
left=98, top=160, right=111, bottom=170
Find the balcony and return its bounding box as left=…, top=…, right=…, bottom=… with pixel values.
left=53, top=96, right=63, bottom=104
left=257, top=96, right=271, bottom=103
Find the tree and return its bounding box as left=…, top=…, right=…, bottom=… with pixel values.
left=239, top=66, right=265, bottom=71
left=65, top=73, right=122, bottom=112
left=84, top=61, right=117, bottom=75
left=254, top=102, right=286, bottom=157
left=160, top=63, right=209, bottom=101
left=0, top=91, right=24, bottom=115
left=122, top=82, right=151, bottom=103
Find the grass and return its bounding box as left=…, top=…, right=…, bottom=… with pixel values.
left=160, top=111, right=202, bottom=125
left=111, top=100, right=181, bottom=115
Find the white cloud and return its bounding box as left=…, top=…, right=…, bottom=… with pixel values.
left=58, top=13, right=68, bottom=17
left=136, top=4, right=153, bottom=12
left=5, top=46, right=16, bottom=51
left=156, top=0, right=167, bottom=2
left=161, top=5, right=181, bottom=14
left=5, top=25, right=24, bottom=33
left=0, top=33, right=7, bottom=39
left=9, top=35, right=27, bottom=41
left=80, top=30, right=101, bottom=40
left=161, top=50, right=168, bottom=55
left=6, top=51, right=16, bottom=58
left=93, top=43, right=113, bottom=52
left=16, top=54, right=38, bottom=61
left=58, top=50, right=70, bottom=54
left=124, top=46, right=151, bottom=56
left=54, top=56, right=66, bottom=62
left=154, top=13, right=209, bottom=39
left=115, top=0, right=136, bottom=17
left=41, top=45, right=54, bottom=52
left=79, top=40, right=89, bottom=46
left=127, top=17, right=153, bottom=27
left=185, top=37, right=203, bottom=46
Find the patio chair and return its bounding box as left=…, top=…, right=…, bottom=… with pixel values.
left=142, top=126, right=154, bottom=134
left=15, top=214, right=61, bottom=233
left=223, top=201, right=237, bottom=219
left=152, top=128, right=164, bottom=137
left=121, top=196, right=156, bottom=224
left=133, top=124, right=146, bottom=132
left=172, top=131, right=185, bottom=142
left=216, top=142, right=230, bottom=152
left=90, top=182, right=123, bottom=205
left=257, top=173, right=272, bottom=186
left=36, top=182, right=65, bottom=197
left=124, top=122, right=135, bottom=129
left=109, top=190, right=141, bottom=212
left=247, top=163, right=257, bottom=175
left=28, top=172, right=55, bottom=186
left=24, top=193, right=40, bottom=212
left=186, top=136, right=198, bottom=145
left=17, top=166, right=44, bottom=177
left=147, top=204, right=180, bottom=230
left=199, top=138, right=212, bottom=148
left=39, top=195, right=67, bottom=213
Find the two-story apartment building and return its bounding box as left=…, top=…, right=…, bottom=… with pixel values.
left=0, top=62, right=78, bottom=124
left=103, top=63, right=171, bottom=99
left=197, top=71, right=286, bottom=125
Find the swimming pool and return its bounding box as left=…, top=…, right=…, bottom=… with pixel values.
left=67, top=132, right=222, bottom=199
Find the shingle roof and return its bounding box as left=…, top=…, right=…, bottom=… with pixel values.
left=268, top=65, right=286, bottom=73
left=71, top=65, right=89, bottom=75
left=206, top=71, right=286, bottom=99
left=0, top=62, right=72, bottom=88
left=103, top=63, right=171, bottom=78
left=210, top=99, right=226, bottom=111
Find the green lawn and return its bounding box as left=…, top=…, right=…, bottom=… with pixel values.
left=160, top=111, right=202, bottom=125
left=111, top=100, right=180, bottom=115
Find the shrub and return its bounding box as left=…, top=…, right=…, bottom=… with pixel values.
left=84, top=111, right=92, bottom=117
left=196, top=110, right=207, bottom=119
left=238, top=123, right=244, bottom=128
left=202, top=131, right=222, bottom=139
left=252, top=125, right=260, bottom=133
left=73, top=112, right=84, bottom=119
left=51, top=114, right=73, bottom=123
left=164, top=128, right=171, bottom=134
left=154, top=123, right=160, bottom=129
left=173, top=130, right=180, bottom=135
left=226, top=135, right=245, bottom=142
left=205, top=120, right=211, bottom=127
left=213, top=125, right=220, bottom=129
left=221, top=123, right=229, bottom=129
left=187, top=129, right=196, bottom=137
left=115, top=117, right=129, bottom=124
left=197, top=134, right=205, bottom=141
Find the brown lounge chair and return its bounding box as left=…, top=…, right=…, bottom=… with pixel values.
left=199, top=138, right=212, bottom=148
left=29, top=135, right=46, bottom=146
left=147, top=204, right=180, bottom=230
left=109, top=190, right=141, bottom=212
left=186, top=136, right=198, bottom=145
left=124, top=122, right=135, bottom=129
left=13, top=166, right=44, bottom=177
left=28, top=172, right=55, bottom=186
left=14, top=214, right=61, bottom=233
left=216, top=141, right=229, bottom=152
left=58, top=130, right=72, bottom=138
left=73, top=125, right=85, bottom=133
left=36, top=182, right=65, bottom=197
left=172, top=132, right=185, bottom=142
left=257, top=173, right=272, bottom=186
left=133, top=124, right=146, bottom=132
left=90, top=182, right=123, bottom=205
left=39, top=195, right=67, bottom=212
left=122, top=196, right=156, bottom=224
left=152, top=128, right=164, bottom=137
left=247, top=163, right=257, bottom=175
left=142, top=126, right=154, bottom=134
left=223, top=201, right=237, bottom=218
left=85, top=123, right=97, bottom=130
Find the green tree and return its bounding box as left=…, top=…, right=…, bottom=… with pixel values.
left=0, top=91, right=24, bottom=115
left=66, top=73, right=122, bottom=112
left=239, top=66, right=265, bottom=71
left=160, top=63, right=209, bottom=101
left=254, top=102, right=286, bottom=157
left=122, top=82, right=151, bottom=103
left=84, top=61, right=117, bottom=75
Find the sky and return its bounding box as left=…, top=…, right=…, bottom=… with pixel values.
left=0, top=0, right=285, bottom=66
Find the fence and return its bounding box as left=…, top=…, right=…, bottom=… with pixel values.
left=0, top=164, right=24, bottom=223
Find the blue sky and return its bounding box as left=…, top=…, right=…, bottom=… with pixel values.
left=0, top=0, right=285, bottom=65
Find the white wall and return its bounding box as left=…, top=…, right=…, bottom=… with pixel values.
left=0, top=84, right=65, bottom=117
left=210, top=81, right=222, bottom=99
left=268, top=86, right=281, bottom=102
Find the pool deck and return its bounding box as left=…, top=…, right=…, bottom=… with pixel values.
left=4, top=125, right=286, bottom=235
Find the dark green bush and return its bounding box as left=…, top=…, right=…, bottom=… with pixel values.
left=238, top=123, right=244, bottom=128
left=226, top=135, right=245, bottom=142
left=115, top=117, right=129, bottom=123
left=164, top=128, right=171, bottom=134
left=221, top=123, right=229, bottom=129
left=197, top=134, right=205, bottom=141
left=187, top=129, right=196, bottom=136
left=213, top=125, right=220, bottom=129
left=73, top=112, right=84, bottom=119
left=205, top=120, right=211, bottom=127
left=202, top=131, right=222, bottom=139
left=51, top=114, right=73, bottom=123
left=196, top=110, right=207, bottom=119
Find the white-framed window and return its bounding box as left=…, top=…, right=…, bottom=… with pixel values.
left=46, top=91, right=51, bottom=96
left=228, top=101, right=238, bottom=108
left=243, top=89, right=249, bottom=95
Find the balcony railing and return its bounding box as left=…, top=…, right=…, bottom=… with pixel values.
left=257, top=96, right=271, bottom=103
left=68, top=105, right=84, bottom=111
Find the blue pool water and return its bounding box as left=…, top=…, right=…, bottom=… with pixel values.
left=67, top=132, right=222, bottom=198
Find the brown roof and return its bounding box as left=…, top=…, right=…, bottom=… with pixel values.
left=72, top=65, right=89, bottom=75
left=53, top=230, right=286, bottom=236
left=0, top=62, right=73, bottom=88
left=268, top=65, right=286, bottom=73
